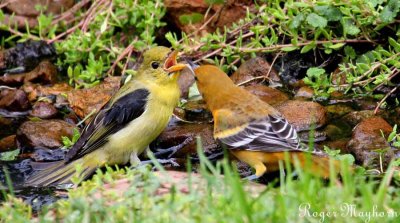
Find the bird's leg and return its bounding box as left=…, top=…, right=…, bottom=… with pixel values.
left=136, top=159, right=180, bottom=168
left=131, top=149, right=180, bottom=169
left=245, top=162, right=267, bottom=181
left=130, top=152, right=141, bottom=167
left=154, top=137, right=193, bottom=158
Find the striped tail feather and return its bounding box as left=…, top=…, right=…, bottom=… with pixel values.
left=25, top=158, right=97, bottom=187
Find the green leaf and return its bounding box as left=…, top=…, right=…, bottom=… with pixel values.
left=179, top=13, right=204, bottom=25
left=290, top=13, right=305, bottom=29
left=0, top=149, right=20, bottom=161
left=329, top=43, right=345, bottom=50
left=388, top=37, right=400, bottom=52
left=300, top=42, right=316, bottom=53
left=281, top=46, right=299, bottom=52
left=344, top=46, right=356, bottom=59
left=314, top=6, right=342, bottom=21
left=380, top=0, right=400, bottom=23
left=342, top=18, right=360, bottom=36
left=307, top=67, right=325, bottom=76
left=100, top=19, right=108, bottom=34
left=306, top=13, right=327, bottom=28
left=388, top=125, right=397, bottom=141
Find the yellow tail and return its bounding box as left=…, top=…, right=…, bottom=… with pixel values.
left=25, top=158, right=98, bottom=187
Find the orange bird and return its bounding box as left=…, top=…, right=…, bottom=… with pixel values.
left=194, top=65, right=340, bottom=180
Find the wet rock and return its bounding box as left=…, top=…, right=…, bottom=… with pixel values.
left=1, top=40, right=56, bottom=74
left=325, top=138, right=351, bottom=154
left=0, top=73, right=25, bottom=86
left=153, top=119, right=221, bottom=159
left=347, top=117, right=394, bottom=168
left=29, top=101, right=58, bottom=119
left=244, top=85, right=288, bottom=106
left=178, top=68, right=195, bottom=99
left=0, top=61, right=57, bottom=86
left=21, top=147, right=67, bottom=162
left=323, top=124, right=347, bottom=140
left=325, top=104, right=354, bottom=120
left=231, top=57, right=280, bottom=86
left=0, top=51, right=4, bottom=69
left=24, top=82, right=73, bottom=102
left=0, top=89, right=29, bottom=111
left=5, top=0, right=74, bottom=17
left=165, top=0, right=255, bottom=34
left=177, top=100, right=212, bottom=122
left=24, top=61, right=58, bottom=85
left=341, top=110, right=375, bottom=127
left=0, top=116, right=24, bottom=138
left=294, top=86, right=314, bottom=99
left=16, top=120, right=76, bottom=149
left=276, top=100, right=327, bottom=131
left=355, top=99, right=377, bottom=110
left=0, top=135, right=16, bottom=152
left=331, top=67, right=347, bottom=85
left=275, top=50, right=340, bottom=87
left=67, top=77, right=120, bottom=118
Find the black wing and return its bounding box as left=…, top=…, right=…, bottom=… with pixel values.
left=218, top=115, right=313, bottom=153
left=65, top=88, right=150, bottom=162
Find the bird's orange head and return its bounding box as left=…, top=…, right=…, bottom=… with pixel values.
left=194, top=65, right=236, bottom=94
left=194, top=65, right=236, bottom=110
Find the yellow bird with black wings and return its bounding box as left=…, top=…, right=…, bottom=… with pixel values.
left=194, top=65, right=340, bottom=180
left=25, top=46, right=186, bottom=186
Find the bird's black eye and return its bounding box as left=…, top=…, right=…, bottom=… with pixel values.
left=194, top=76, right=198, bottom=81
left=151, top=62, right=159, bottom=69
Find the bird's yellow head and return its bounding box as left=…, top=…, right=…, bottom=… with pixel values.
left=138, top=46, right=186, bottom=84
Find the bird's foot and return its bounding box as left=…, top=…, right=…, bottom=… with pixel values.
left=154, top=137, right=193, bottom=158
left=132, top=158, right=180, bottom=169
left=244, top=174, right=260, bottom=181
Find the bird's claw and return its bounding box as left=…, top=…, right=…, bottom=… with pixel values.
left=244, top=174, right=260, bottom=181
left=154, top=137, right=193, bottom=158
left=133, top=158, right=180, bottom=170
left=157, top=158, right=180, bottom=167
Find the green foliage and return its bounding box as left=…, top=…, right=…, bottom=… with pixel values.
left=167, top=0, right=400, bottom=75
left=380, top=0, right=400, bottom=23
left=1, top=0, right=166, bottom=88
left=0, top=149, right=20, bottom=161
left=387, top=125, right=400, bottom=148
left=61, top=128, right=81, bottom=149
left=179, top=13, right=204, bottom=25
left=56, top=0, right=166, bottom=88
left=303, top=67, right=334, bottom=98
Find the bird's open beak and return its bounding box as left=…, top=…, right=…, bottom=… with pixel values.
left=163, top=51, right=186, bottom=74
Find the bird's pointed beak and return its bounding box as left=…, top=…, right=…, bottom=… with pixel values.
left=163, top=51, right=186, bottom=74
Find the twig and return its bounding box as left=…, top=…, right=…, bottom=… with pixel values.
left=237, top=39, right=374, bottom=53
left=107, top=41, right=137, bottom=76
left=47, top=21, right=84, bottom=44
left=374, top=86, right=398, bottom=114
left=121, top=45, right=134, bottom=76
left=51, top=0, right=91, bottom=26
left=178, top=11, right=218, bottom=45
left=194, top=31, right=255, bottom=63
left=82, top=0, right=108, bottom=32
left=0, top=0, right=18, bottom=9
